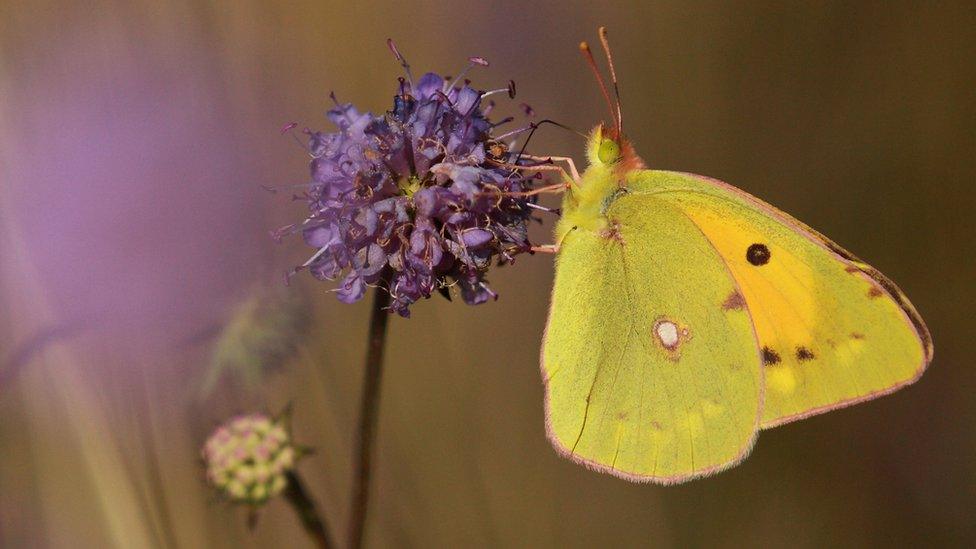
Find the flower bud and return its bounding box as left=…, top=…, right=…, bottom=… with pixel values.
left=202, top=413, right=300, bottom=505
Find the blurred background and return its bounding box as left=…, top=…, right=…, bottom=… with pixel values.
left=1, top=1, right=973, bottom=547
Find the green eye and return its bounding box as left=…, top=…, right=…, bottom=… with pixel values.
left=598, top=139, right=621, bottom=164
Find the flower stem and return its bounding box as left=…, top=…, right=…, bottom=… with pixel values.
left=284, top=470, right=335, bottom=549
left=348, top=287, right=391, bottom=549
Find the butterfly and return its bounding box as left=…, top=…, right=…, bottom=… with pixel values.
left=536, top=28, right=932, bottom=483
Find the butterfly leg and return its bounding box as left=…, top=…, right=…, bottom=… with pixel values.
left=517, top=154, right=581, bottom=183
left=506, top=182, right=571, bottom=197
left=487, top=159, right=577, bottom=188
left=531, top=224, right=578, bottom=254
left=477, top=181, right=571, bottom=200
left=531, top=244, right=560, bottom=254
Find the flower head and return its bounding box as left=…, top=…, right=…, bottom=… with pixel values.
left=277, top=45, right=540, bottom=316
left=202, top=413, right=300, bottom=505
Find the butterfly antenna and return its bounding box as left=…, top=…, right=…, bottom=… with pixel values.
left=512, top=119, right=587, bottom=165
left=535, top=119, right=589, bottom=139
left=579, top=40, right=618, bottom=134
left=598, top=27, right=623, bottom=136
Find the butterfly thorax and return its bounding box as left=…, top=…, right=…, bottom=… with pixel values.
left=555, top=125, right=644, bottom=242
left=557, top=163, right=616, bottom=238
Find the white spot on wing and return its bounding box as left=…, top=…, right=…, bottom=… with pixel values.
left=655, top=320, right=679, bottom=349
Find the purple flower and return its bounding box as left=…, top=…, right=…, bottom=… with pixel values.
left=277, top=47, right=539, bottom=317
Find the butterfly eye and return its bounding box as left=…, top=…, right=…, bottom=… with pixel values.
left=597, top=138, right=621, bottom=164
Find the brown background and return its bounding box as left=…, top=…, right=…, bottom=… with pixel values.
left=1, top=1, right=973, bottom=547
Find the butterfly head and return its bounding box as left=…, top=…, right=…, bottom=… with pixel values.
left=586, top=123, right=645, bottom=173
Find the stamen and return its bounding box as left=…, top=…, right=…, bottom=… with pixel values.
left=386, top=38, right=414, bottom=87
left=490, top=116, right=515, bottom=128
left=433, top=89, right=455, bottom=105
left=301, top=245, right=330, bottom=267
left=478, top=282, right=498, bottom=300
left=526, top=202, right=560, bottom=215
left=270, top=224, right=296, bottom=243
left=260, top=182, right=313, bottom=195
left=446, top=56, right=489, bottom=93
left=280, top=122, right=310, bottom=154
left=481, top=87, right=511, bottom=99
left=494, top=124, right=535, bottom=141
left=283, top=266, right=304, bottom=286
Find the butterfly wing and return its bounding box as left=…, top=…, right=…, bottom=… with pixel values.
left=628, top=170, right=932, bottom=428
left=541, top=194, right=763, bottom=483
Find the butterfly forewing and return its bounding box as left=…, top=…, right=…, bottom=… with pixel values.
left=628, top=170, right=931, bottom=428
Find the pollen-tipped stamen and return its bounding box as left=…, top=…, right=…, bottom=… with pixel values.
left=386, top=38, right=414, bottom=87
left=445, top=56, right=489, bottom=93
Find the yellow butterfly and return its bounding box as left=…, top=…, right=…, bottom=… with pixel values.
left=538, top=28, right=932, bottom=483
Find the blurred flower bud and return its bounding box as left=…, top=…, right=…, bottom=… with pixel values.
left=202, top=413, right=302, bottom=505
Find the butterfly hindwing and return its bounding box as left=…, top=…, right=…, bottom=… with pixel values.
left=541, top=194, right=763, bottom=483
left=628, top=170, right=932, bottom=428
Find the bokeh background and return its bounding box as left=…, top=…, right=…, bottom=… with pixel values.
left=1, top=1, right=974, bottom=547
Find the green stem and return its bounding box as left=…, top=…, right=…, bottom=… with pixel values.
left=284, top=470, right=335, bottom=549
left=348, top=287, right=391, bottom=549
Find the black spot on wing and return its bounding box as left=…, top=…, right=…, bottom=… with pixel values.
left=761, top=346, right=781, bottom=366
left=746, top=243, right=771, bottom=266
left=796, top=346, right=815, bottom=361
